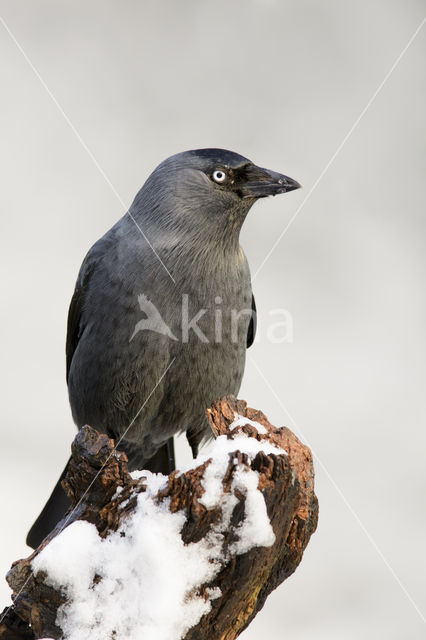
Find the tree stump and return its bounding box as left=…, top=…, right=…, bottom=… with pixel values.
left=2, top=396, right=318, bottom=639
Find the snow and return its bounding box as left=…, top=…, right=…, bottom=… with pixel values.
left=32, top=433, right=286, bottom=640
left=197, top=434, right=284, bottom=554
left=229, top=412, right=268, bottom=435
left=230, top=467, right=276, bottom=553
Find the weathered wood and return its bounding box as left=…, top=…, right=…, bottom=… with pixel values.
left=0, top=607, right=35, bottom=640
left=3, top=396, right=318, bottom=640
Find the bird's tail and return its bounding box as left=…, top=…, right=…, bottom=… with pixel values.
left=26, top=460, right=72, bottom=549
left=26, top=439, right=176, bottom=549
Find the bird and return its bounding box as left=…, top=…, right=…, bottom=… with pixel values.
left=26, top=148, right=300, bottom=548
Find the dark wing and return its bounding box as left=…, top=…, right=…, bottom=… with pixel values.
left=66, top=258, right=96, bottom=383
left=246, top=294, right=257, bottom=348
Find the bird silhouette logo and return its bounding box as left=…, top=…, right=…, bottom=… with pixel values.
left=130, top=294, right=178, bottom=342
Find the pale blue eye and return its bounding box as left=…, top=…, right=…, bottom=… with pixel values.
left=212, top=170, right=227, bottom=183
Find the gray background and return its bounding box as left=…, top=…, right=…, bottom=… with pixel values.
left=1, top=1, right=425, bottom=638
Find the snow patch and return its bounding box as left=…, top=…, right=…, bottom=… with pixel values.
left=229, top=412, right=268, bottom=434
left=197, top=435, right=283, bottom=553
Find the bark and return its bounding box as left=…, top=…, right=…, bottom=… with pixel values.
left=2, top=395, right=318, bottom=640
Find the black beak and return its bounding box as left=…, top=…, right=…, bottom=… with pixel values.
left=241, top=164, right=301, bottom=199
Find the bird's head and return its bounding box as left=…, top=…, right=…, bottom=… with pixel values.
left=131, top=148, right=301, bottom=242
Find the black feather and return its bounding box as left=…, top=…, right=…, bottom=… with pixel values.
left=247, top=294, right=257, bottom=348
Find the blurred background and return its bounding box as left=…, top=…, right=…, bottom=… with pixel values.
left=1, top=1, right=425, bottom=638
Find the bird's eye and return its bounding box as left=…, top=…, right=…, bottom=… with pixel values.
left=212, top=169, right=227, bottom=184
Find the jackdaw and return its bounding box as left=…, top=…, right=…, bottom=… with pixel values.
left=26, top=148, right=300, bottom=548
